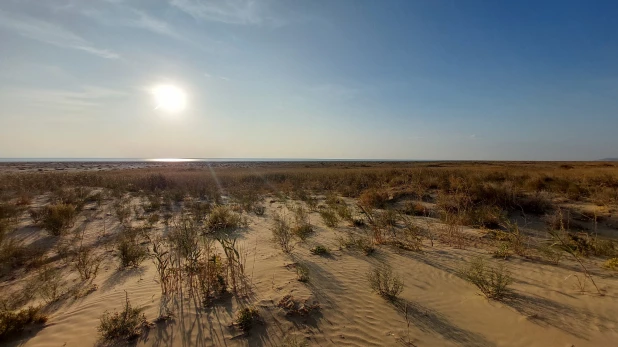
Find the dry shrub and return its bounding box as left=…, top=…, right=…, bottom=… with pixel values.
left=98, top=293, right=147, bottom=341
left=461, top=257, right=512, bottom=299
left=187, top=200, right=211, bottom=223
left=402, top=201, right=426, bottom=216
left=35, top=204, right=77, bottom=236
left=516, top=193, right=552, bottom=214
left=358, top=189, right=389, bottom=209
left=292, top=205, right=313, bottom=240
left=493, top=243, right=511, bottom=259
left=113, top=199, right=132, bottom=226
left=603, top=258, right=618, bottom=270
left=367, top=264, right=404, bottom=299
left=277, top=295, right=320, bottom=316
left=0, top=238, right=46, bottom=275
left=117, top=230, right=147, bottom=268
left=73, top=246, right=101, bottom=281
left=234, top=307, right=260, bottom=332
left=319, top=208, right=339, bottom=228
left=0, top=306, right=47, bottom=342
left=337, top=233, right=375, bottom=255
left=272, top=213, right=295, bottom=253
left=295, top=262, right=309, bottom=282
left=206, top=205, right=242, bottom=231
left=36, top=266, right=65, bottom=303
left=441, top=212, right=467, bottom=249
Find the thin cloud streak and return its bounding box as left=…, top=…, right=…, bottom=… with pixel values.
left=3, top=86, right=128, bottom=111
left=0, top=10, right=119, bottom=59
left=170, top=0, right=279, bottom=26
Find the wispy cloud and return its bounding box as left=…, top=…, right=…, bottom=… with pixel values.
left=3, top=86, right=127, bottom=111
left=0, top=10, right=119, bottom=59
left=170, top=0, right=280, bottom=26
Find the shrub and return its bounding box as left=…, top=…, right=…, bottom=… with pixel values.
left=461, top=257, right=512, bottom=299
left=402, top=201, right=426, bottom=216
left=36, top=266, right=65, bottom=303
left=38, top=204, right=77, bottom=236
left=73, top=246, right=101, bottom=281
left=319, top=209, right=339, bottom=228
left=603, top=258, right=618, bottom=270
left=206, top=205, right=242, bottom=231
left=376, top=209, right=398, bottom=228
left=98, top=294, right=146, bottom=341
left=517, top=193, right=552, bottom=214
left=117, top=233, right=147, bottom=268
left=0, top=306, right=47, bottom=342
left=113, top=200, right=132, bottom=226
left=310, top=245, right=329, bottom=255
left=234, top=307, right=260, bottom=332
left=358, top=189, right=389, bottom=209
left=272, top=213, right=295, bottom=253
left=493, top=243, right=511, bottom=259
left=253, top=204, right=266, bottom=216
left=292, top=205, right=313, bottom=240
left=367, top=264, right=404, bottom=299
left=295, top=263, right=309, bottom=282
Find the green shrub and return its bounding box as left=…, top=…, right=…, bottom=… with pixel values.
left=367, top=264, right=403, bottom=299
left=98, top=294, right=146, bottom=341
left=461, top=257, right=512, bottom=299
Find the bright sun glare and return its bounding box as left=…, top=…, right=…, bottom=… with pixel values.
left=152, top=84, right=187, bottom=113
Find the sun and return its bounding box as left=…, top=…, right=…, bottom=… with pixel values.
left=152, top=84, right=187, bottom=113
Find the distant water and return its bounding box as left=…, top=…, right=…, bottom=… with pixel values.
left=0, top=158, right=428, bottom=163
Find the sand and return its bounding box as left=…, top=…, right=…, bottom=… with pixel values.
left=4, top=195, right=618, bottom=347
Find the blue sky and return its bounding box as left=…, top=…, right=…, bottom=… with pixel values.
left=0, top=0, right=617, bottom=160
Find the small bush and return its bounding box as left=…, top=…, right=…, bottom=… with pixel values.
left=36, top=266, right=64, bottom=303
left=234, top=307, right=260, bottom=332
left=493, top=243, right=511, bottom=259
left=358, top=189, right=389, bottom=209
left=461, top=257, right=512, bottom=299
left=253, top=204, right=266, bottom=216
left=272, top=213, right=295, bottom=253
left=98, top=294, right=146, bottom=341
left=367, top=264, right=403, bottom=299
left=603, top=258, right=618, bottom=270
left=117, top=234, right=147, bottom=268
left=319, top=209, right=339, bottom=228
left=206, top=205, right=242, bottom=231
left=0, top=306, right=47, bottom=342
left=73, top=246, right=101, bottom=281
left=402, top=201, right=426, bottom=216
left=295, top=263, right=309, bottom=282
left=310, top=245, right=329, bottom=255
left=38, top=204, right=77, bottom=236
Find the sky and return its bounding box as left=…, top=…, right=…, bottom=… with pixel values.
left=0, top=0, right=617, bottom=160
